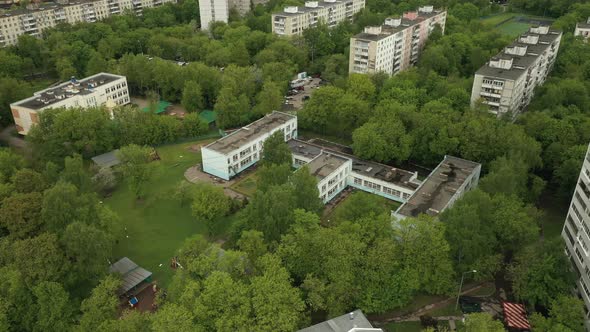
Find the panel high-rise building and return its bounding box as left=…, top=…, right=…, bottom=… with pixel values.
left=470, top=26, right=561, bottom=118
left=349, top=6, right=446, bottom=76
left=0, top=0, right=176, bottom=47
left=562, top=143, right=590, bottom=329
left=271, top=0, right=365, bottom=36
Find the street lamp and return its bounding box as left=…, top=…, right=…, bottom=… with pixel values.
left=455, top=270, right=477, bottom=311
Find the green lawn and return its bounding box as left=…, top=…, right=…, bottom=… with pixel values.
left=106, top=137, right=236, bottom=287
left=479, top=12, right=555, bottom=37
left=230, top=171, right=258, bottom=197
left=324, top=191, right=402, bottom=223
left=498, top=22, right=532, bottom=36
left=479, top=12, right=518, bottom=26
left=385, top=321, right=423, bottom=332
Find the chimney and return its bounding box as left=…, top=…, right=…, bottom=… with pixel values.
left=349, top=312, right=355, bottom=320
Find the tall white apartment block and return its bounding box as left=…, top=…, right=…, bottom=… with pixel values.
left=349, top=6, right=446, bottom=76
left=201, top=112, right=298, bottom=180
left=0, top=0, right=175, bottom=47
left=470, top=26, right=562, bottom=118
left=562, top=143, right=590, bottom=329
left=575, top=17, right=590, bottom=41
left=10, top=73, right=129, bottom=135
left=198, top=0, right=228, bottom=29
left=272, top=0, right=365, bottom=36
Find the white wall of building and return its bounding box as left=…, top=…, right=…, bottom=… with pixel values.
left=316, top=159, right=352, bottom=204
left=199, top=0, right=229, bottom=30
left=201, top=115, right=297, bottom=180
left=348, top=171, right=416, bottom=203
left=562, top=144, right=590, bottom=328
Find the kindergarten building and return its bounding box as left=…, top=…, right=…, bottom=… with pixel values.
left=201, top=112, right=481, bottom=218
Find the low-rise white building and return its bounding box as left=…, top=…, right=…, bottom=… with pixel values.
left=393, top=156, right=481, bottom=220
left=289, top=139, right=419, bottom=203
left=201, top=111, right=297, bottom=180
left=470, top=26, right=562, bottom=118
left=202, top=115, right=480, bottom=217
left=0, top=0, right=175, bottom=47
left=575, top=17, right=590, bottom=41
left=10, top=73, right=129, bottom=135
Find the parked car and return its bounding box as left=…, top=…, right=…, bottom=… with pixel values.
left=303, top=95, right=311, bottom=101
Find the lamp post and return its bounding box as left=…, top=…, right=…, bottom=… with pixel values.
left=455, top=270, right=477, bottom=311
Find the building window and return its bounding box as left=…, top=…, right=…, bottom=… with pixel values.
left=575, top=247, right=584, bottom=263
left=353, top=177, right=362, bottom=185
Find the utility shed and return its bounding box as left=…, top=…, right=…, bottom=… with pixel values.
left=91, top=150, right=120, bottom=168
left=109, top=257, right=152, bottom=297
left=297, top=310, right=383, bottom=332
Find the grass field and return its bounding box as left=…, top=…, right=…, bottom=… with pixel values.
left=106, top=137, right=237, bottom=287
left=385, top=321, right=423, bottom=332
left=498, top=22, right=532, bottom=36
left=230, top=171, right=258, bottom=197
left=479, top=12, right=554, bottom=37
left=324, top=191, right=402, bottom=223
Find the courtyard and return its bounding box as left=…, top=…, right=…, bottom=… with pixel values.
left=105, top=137, right=238, bottom=287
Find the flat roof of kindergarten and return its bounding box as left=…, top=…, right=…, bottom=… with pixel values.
left=307, top=152, right=348, bottom=181
left=204, top=112, right=296, bottom=155
left=13, top=73, right=123, bottom=111
left=396, top=156, right=480, bottom=218
left=288, top=139, right=419, bottom=190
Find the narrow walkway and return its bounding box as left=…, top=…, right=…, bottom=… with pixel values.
left=373, top=283, right=486, bottom=325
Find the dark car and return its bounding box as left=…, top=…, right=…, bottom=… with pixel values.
left=303, top=95, right=311, bottom=101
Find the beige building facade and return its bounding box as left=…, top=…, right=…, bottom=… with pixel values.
left=10, top=73, right=129, bottom=135
left=349, top=6, right=446, bottom=75
left=470, top=26, right=562, bottom=118
left=271, top=0, right=365, bottom=36
left=0, top=0, right=174, bottom=47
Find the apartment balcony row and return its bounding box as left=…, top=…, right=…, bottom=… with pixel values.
left=480, top=91, right=501, bottom=98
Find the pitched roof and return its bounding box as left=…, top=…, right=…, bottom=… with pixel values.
left=109, top=257, right=152, bottom=296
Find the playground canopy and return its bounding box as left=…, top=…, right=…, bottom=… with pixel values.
left=109, top=257, right=152, bottom=296
left=502, top=302, right=531, bottom=330
left=91, top=150, right=120, bottom=168
left=199, top=110, right=217, bottom=124
left=142, top=101, right=171, bottom=114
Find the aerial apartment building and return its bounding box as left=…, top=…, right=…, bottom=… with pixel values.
left=562, top=143, right=590, bottom=329
left=470, top=25, right=562, bottom=118
left=202, top=114, right=480, bottom=215
left=271, top=0, right=365, bottom=36
left=0, top=0, right=175, bottom=47
left=198, top=0, right=268, bottom=29
left=10, top=73, right=129, bottom=135
left=349, top=6, right=446, bottom=75
left=575, top=17, right=590, bottom=40
left=198, top=0, right=229, bottom=30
